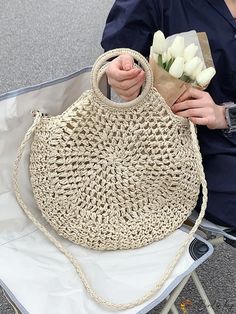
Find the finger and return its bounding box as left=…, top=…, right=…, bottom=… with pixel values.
left=106, top=54, right=141, bottom=82
left=175, top=108, right=204, bottom=118
left=114, top=74, right=145, bottom=99
left=109, top=70, right=145, bottom=91
left=176, top=90, right=191, bottom=103
left=120, top=87, right=142, bottom=101
left=188, top=117, right=209, bottom=125
left=176, top=87, right=205, bottom=103
left=107, top=66, right=142, bottom=83
left=119, top=53, right=135, bottom=71
left=172, top=99, right=204, bottom=113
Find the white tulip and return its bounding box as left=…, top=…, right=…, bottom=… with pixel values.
left=184, top=56, right=202, bottom=77
left=170, top=36, right=185, bottom=58
left=166, top=47, right=172, bottom=62
left=163, top=48, right=173, bottom=71
left=190, top=61, right=204, bottom=80
left=169, top=57, right=184, bottom=79
left=196, top=67, right=216, bottom=87
left=153, top=52, right=159, bottom=63
left=149, top=46, right=154, bottom=58
left=152, top=30, right=167, bottom=54
left=184, top=43, right=198, bottom=62
left=149, top=47, right=158, bottom=63
left=162, top=51, right=167, bottom=63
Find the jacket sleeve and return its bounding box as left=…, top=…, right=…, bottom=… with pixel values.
left=101, top=0, right=162, bottom=57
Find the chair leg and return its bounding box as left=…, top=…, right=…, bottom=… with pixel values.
left=170, top=304, right=179, bottom=314
left=209, top=236, right=224, bottom=246
left=191, top=271, right=215, bottom=314
left=160, top=274, right=191, bottom=314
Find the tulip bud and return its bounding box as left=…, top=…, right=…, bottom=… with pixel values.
left=169, top=57, right=184, bottom=79
left=190, top=61, right=203, bottom=80
left=152, top=30, right=167, bottom=54
left=184, top=43, right=198, bottom=62
left=162, top=51, right=167, bottom=63
left=196, top=67, right=216, bottom=87
left=184, top=56, right=202, bottom=77
left=149, top=47, right=158, bottom=64
left=149, top=46, right=154, bottom=58
left=170, top=36, right=185, bottom=58
left=153, top=52, right=159, bottom=63
left=166, top=47, right=172, bottom=62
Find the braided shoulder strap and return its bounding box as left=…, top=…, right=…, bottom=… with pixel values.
left=13, top=49, right=208, bottom=311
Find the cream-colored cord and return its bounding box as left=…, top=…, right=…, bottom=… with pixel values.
left=12, top=111, right=207, bottom=310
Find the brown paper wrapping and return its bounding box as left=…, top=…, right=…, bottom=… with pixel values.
left=150, top=58, right=188, bottom=107
left=150, top=32, right=214, bottom=107
left=197, top=32, right=214, bottom=68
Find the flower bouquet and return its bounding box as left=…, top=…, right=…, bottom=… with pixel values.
left=149, top=30, right=216, bottom=107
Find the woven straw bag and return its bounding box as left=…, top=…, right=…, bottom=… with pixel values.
left=13, top=48, right=207, bottom=310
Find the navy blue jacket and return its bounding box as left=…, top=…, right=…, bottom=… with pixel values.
left=101, top=0, right=236, bottom=226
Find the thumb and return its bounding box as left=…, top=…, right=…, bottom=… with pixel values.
left=119, top=54, right=134, bottom=71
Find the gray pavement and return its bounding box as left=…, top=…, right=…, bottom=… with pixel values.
left=0, top=1, right=236, bottom=313
left=0, top=0, right=110, bottom=93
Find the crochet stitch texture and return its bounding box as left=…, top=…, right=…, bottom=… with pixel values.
left=14, top=49, right=207, bottom=309
left=29, top=88, right=200, bottom=250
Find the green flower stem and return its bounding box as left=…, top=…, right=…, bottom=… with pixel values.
left=180, top=74, right=194, bottom=83
left=158, top=54, right=163, bottom=68
left=165, top=58, right=175, bottom=72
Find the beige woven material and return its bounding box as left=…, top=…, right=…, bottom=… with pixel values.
left=13, top=48, right=208, bottom=310
left=30, top=90, right=200, bottom=251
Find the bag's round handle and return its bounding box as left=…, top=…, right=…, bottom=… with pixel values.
left=91, top=48, right=153, bottom=109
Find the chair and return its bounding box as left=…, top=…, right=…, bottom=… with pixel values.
left=184, top=211, right=236, bottom=314
left=0, top=68, right=213, bottom=314
left=189, top=211, right=236, bottom=248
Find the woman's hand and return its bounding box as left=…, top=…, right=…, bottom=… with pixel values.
left=106, top=54, right=145, bottom=101
left=172, top=87, right=227, bottom=129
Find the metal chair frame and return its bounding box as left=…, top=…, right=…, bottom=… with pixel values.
left=160, top=216, right=236, bottom=314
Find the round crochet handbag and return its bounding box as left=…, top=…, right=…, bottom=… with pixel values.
left=13, top=48, right=207, bottom=310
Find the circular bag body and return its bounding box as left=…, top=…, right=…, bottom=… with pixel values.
left=29, top=88, right=200, bottom=250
